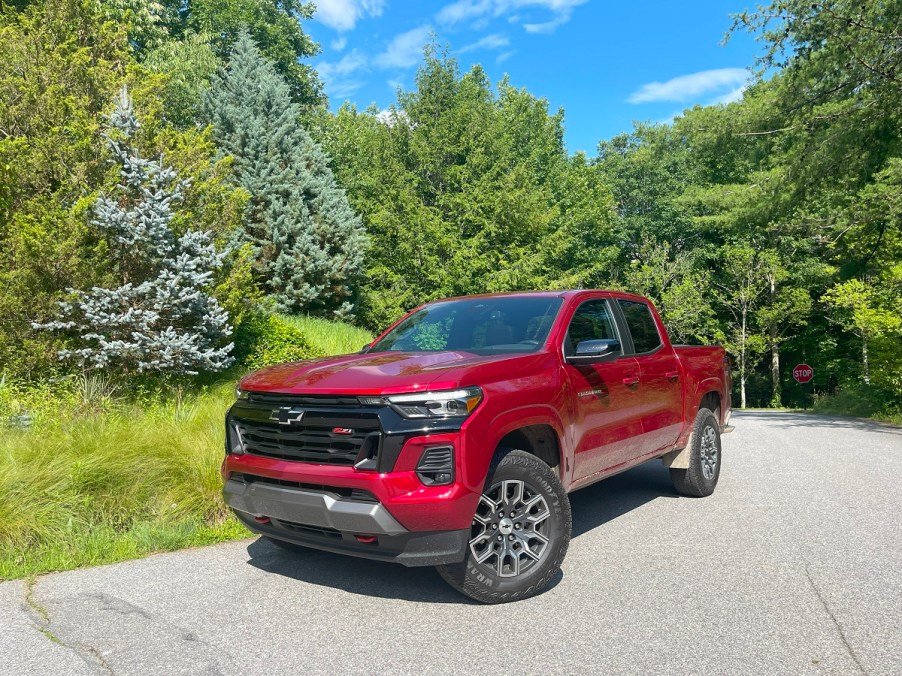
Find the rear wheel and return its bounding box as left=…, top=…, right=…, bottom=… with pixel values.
left=670, top=407, right=721, bottom=497
left=437, top=449, right=571, bottom=604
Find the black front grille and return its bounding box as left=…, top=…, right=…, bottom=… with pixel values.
left=235, top=420, right=379, bottom=465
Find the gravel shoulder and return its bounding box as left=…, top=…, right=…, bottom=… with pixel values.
left=2, top=411, right=900, bottom=675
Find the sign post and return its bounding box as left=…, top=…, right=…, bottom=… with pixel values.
left=793, top=363, right=814, bottom=408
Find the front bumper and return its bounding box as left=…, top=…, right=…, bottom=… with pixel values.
left=224, top=477, right=407, bottom=536
left=226, top=478, right=469, bottom=566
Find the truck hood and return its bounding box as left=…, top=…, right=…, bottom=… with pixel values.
left=239, top=351, right=534, bottom=395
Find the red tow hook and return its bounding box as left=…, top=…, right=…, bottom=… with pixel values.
left=354, top=534, right=377, bottom=544
left=254, top=516, right=271, bottom=524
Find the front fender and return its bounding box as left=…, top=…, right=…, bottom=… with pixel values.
left=459, top=404, right=567, bottom=494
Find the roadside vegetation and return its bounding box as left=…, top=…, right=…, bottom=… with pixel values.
left=0, top=319, right=372, bottom=580
left=0, top=0, right=900, bottom=577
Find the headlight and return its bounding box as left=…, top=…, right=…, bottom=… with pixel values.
left=368, top=387, right=483, bottom=419
left=235, top=386, right=248, bottom=401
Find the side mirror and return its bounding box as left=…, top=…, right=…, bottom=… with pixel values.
left=565, top=339, right=621, bottom=365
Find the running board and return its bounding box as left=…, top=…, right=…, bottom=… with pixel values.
left=721, top=425, right=735, bottom=434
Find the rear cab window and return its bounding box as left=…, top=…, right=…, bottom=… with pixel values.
left=617, top=299, right=663, bottom=354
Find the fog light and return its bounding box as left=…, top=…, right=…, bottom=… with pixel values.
left=416, top=445, right=454, bottom=486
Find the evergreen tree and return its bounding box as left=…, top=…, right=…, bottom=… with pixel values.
left=206, top=29, right=365, bottom=317
left=35, top=85, right=233, bottom=376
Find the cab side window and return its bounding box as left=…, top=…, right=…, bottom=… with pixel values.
left=564, top=300, right=618, bottom=356
left=617, top=300, right=662, bottom=354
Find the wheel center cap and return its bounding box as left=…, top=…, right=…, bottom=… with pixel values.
left=499, top=518, right=514, bottom=535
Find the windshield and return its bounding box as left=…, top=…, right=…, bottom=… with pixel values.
left=370, top=296, right=564, bottom=355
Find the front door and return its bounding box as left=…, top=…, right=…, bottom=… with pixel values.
left=563, top=299, right=644, bottom=482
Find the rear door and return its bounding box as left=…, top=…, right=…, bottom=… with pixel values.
left=562, top=298, right=644, bottom=481
left=615, top=298, right=682, bottom=456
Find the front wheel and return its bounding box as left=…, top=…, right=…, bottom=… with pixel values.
left=670, top=407, right=721, bottom=497
left=437, top=449, right=571, bottom=604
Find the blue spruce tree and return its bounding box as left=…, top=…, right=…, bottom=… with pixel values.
left=36, top=85, right=234, bottom=375
left=206, top=29, right=365, bottom=317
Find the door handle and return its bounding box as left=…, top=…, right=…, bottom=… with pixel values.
left=665, top=371, right=680, bottom=380
left=622, top=375, right=640, bottom=386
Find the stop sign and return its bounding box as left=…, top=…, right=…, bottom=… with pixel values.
left=793, top=363, right=814, bottom=384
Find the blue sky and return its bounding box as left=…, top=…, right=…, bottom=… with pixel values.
left=307, top=1, right=762, bottom=154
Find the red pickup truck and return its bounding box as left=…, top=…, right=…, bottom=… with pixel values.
left=223, top=290, right=731, bottom=603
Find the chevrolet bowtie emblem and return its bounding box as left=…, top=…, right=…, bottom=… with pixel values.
left=271, top=406, right=305, bottom=425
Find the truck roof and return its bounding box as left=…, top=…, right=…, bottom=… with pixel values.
left=425, top=289, right=651, bottom=304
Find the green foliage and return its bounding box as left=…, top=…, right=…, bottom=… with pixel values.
left=159, top=0, right=324, bottom=107
left=822, top=277, right=902, bottom=388
left=277, top=314, right=374, bottom=356
left=0, top=381, right=247, bottom=579
left=143, top=32, right=220, bottom=127
left=0, top=310, right=368, bottom=579
left=317, top=47, right=618, bottom=329
left=0, top=0, right=128, bottom=378
left=207, top=30, right=366, bottom=317
left=236, top=313, right=323, bottom=369
left=813, top=384, right=902, bottom=425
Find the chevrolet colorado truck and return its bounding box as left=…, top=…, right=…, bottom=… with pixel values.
left=223, top=290, right=731, bottom=603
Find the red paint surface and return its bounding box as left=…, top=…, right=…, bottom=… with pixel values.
left=793, top=363, right=814, bottom=384
left=224, top=290, right=731, bottom=533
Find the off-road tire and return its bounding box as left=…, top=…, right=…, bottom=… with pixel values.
left=670, top=407, right=721, bottom=497
left=437, top=449, right=571, bottom=604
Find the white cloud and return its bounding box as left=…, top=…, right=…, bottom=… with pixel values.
left=437, top=0, right=492, bottom=25
left=331, top=36, right=347, bottom=51
left=317, top=49, right=370, bottom=101
left=437, top=0, right=587, bottom=33
left=327, top=79, right=366, bottom=100
left=710, top=85, right=747, bottom=106
left=458, top=33, right=510, bottom=53
left=627, top=68, right=750, bottom=104
left=317, top=49, right=369, bottom=80
left=375, top=25, right=432, bottom=69
left=523, top=13, right=568, bottom=33
left=315, top=0, right=385, bottom=32
left=319, top=26, right=430, bottom=101
left=375, top=108, right=413, bottom=127
left=496, top=50, right=515, bottom=64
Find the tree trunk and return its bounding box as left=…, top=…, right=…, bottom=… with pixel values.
left=771, top=342, right=780, bottom=407
left=768, top=276, right=779, bottom=407
left=740, top=307, right=747, bottom=409
left=863, top=338, right=870, bottom=385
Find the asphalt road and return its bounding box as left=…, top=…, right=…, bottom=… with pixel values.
left=2, top=411, right=901, bottom=675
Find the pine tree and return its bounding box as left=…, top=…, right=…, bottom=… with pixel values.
left=35, top=85, right=234, bottom=376
left=206, top=29, right=365, bottom=317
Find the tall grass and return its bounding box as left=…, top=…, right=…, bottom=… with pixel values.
left=0, top=317, right=375, bottom=580
left=0, top=383, right=244, bottom=579
left=277, top=314, right=374, bottom=356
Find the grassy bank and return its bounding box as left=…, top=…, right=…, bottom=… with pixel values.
left=0, top=318, right=373, bottom=580
left=812, top=384, right=902, bottom=425
left=278, top=314, right=376, bottom=355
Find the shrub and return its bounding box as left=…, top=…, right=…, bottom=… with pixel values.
left=236, top=314, right=325, bottom=369
left=813, top=383, right=902, bottom=423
